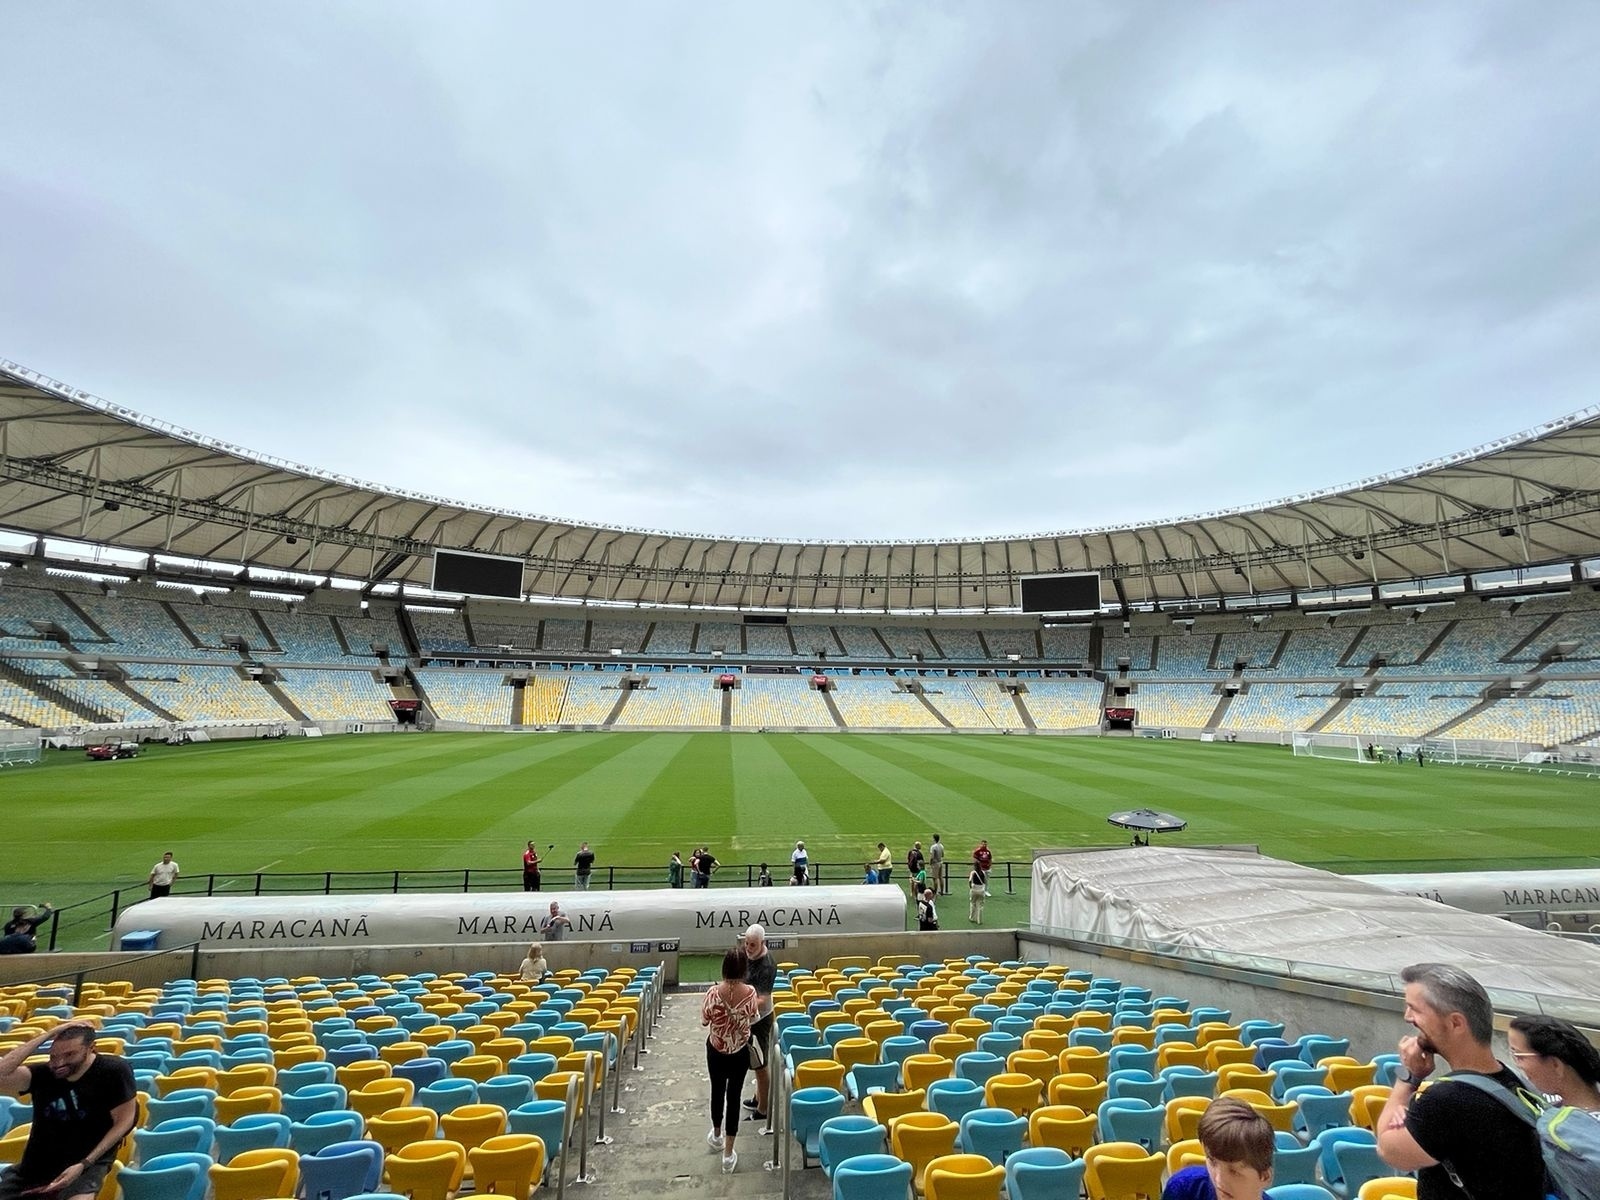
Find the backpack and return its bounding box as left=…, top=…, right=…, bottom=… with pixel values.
left=1443, top=1072, right=1600, bottom=1200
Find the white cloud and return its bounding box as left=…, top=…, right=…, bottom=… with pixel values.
left=2, top=1, right=1597, bottom=541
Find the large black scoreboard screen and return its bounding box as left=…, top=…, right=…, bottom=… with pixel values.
left=431, top=550, right=524, bottom=599
left=1020, top=572, right=1101, bottom=613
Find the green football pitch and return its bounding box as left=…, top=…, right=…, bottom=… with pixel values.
left=6, top=731, right=1595, bottom=914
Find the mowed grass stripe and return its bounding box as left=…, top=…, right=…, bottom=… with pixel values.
left=830, top=735, right=1109, bottom=843
left=9, top=732, right=1600, bottom=903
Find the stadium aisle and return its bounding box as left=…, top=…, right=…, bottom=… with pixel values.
left=603, top=989, right=827, bottom=1197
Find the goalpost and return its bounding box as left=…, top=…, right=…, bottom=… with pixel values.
left=1291, top=732, right=1372, bottom=763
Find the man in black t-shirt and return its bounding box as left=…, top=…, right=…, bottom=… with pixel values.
left=573, top=842, right=596, bottom=891
left=1376, top=962, right=1544, bottom=1200
left=0, top=1022, right=136, bottom=1199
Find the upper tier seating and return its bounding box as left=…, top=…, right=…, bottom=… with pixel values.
left=588, top=619, right=649, bottom=653
left=1099, top=634, right=1155, bottom=672
left=790, top=625, right=842, bottom=658
left=540, top=618, right=587, bottom=653
left=1381, top=611, right=1544, bottom=675
left=1150, top=635, right=1213, bottom=678
left=982, top=628, right=1040, bottom=660
left=744, top=624, right=796, bottom=658
left=166, top=601, right=261, bottom=652
left=836, top=626, right=891, bottom=659
left=0, top=584, right=102, bottom=650
left=881, top=625, right=938, bottom=660
left=338, top=611, right=409, bottom=664
left=1514, top=609, right=1600, bottom=674
left=75, top=595, right=229, bottom=659
left=466, top=618, right=540, bottom=651
left=930, top=629, right=985, bottom=661
left=1212, top=630, right=1283, bottom=672
left=256, top=611, right=360, bottom=664
left=411, top=612, right=473, bottom=655
left=695, top=622, right=743, bottom=655
left=1271, top=629, right=1357, bottom=676
left=1040, top=626, right=1092, bottom=663
left=642, top=622, right=694, bottom=654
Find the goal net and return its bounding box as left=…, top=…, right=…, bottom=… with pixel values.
left=1291, top=732, right=1370, bottom=763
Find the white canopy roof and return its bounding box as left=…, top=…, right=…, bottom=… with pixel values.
left=3, top=357, right=1599, bottom=611
left=1032, top=846, right=1600, bottom=1017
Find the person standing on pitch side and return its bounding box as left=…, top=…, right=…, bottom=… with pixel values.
left=146, top=852, right=180, bottom=899
left=573, top=842, right=595, bottom=890
left=928, top=834, right=946, bottom=895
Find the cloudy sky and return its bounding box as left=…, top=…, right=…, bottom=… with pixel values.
left=3, top=3, right=1599, bottom=542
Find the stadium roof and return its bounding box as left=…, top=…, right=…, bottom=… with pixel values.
left=3, top=357, right=1599, bottom=612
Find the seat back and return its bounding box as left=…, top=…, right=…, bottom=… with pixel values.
left=1083, top=1142, right=1164, bottom=1200
left=890, top=1114, right=960, bottom=1190
left=818, top=1115, right=887, bottom=1178
left=385, top=1139, right=467, bottom=1200
left=927, top=1078, right=986, bottom=1123
left=118, top=1153, right=210, bottom=1200
left=833, top=1152, right=913, bottom=1200
left=956, top=1108, right=1027, bottom=1166
left=923, top=1152, right=1006, bottom=1200
left=288, top=1111, right=363, bottom=1155
left=467, top=1133, right=547, bottom=1197
left=1006, top=1147, right=1086, bottom=1200
left=206, top=1146, right=299, bottom=1200
left=298, top=1143, right=382, bottom=1200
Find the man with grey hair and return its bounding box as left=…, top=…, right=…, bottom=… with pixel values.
left=1375, top=962, right=1543, bottom=1200
left=739, top=924, right=777, bottom=1121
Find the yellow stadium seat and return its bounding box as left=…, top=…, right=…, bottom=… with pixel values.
left=923, top=1152, right=1005, bottom=1200
left=468, top=1133, right=547, bottom=1198
left=1083, top=1142, right=1164, bottom=1200
left=1028, top=1105, right=1097, bottom=1157
left=207, top=1147, right=298, bottom=1200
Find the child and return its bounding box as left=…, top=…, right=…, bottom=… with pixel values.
left=1162, top=1096, right=1274, bottom=1200
left=518, top=942, right=550, bottom=982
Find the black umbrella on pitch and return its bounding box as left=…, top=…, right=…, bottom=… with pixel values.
left=1108, top=808, right=1187, bottom=845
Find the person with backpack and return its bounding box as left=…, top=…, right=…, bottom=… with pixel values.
left=1505, top=1014, right=1600, bottom=1199
left=1375, top=962, right=1545, bottom=1200
left=1509, top=1014, right=1600, bottom=1115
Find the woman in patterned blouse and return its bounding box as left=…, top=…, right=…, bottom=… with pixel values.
left=701, top=947, right=761, bottom=1173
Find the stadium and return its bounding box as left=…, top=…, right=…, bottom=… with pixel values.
left=2, top=355, right=1599, bottom=1197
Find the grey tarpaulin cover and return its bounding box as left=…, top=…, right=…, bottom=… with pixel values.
left=1031, top=846, right=1600, bottom=1005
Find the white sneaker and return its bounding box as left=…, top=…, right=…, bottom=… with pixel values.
left=707, top=1128, right=721, bottom=1151
left=722, top=1150, right=738, bottom=1173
